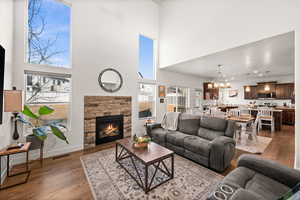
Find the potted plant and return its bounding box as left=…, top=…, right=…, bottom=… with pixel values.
left=18, top=105, right=69, bottom=150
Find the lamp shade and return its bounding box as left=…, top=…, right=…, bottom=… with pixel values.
left=4, top=90, right=23, bottom=112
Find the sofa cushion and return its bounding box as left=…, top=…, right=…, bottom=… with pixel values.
left=183, top=136, right=210, bottom=157
left=197, top=127, right=225, bottom=141
left=178, top=114, right=201, bottom=135
left=200, top=116, right=228, bottom=132
left=222, top=167, right=290, bottom=200
left=166, top=131, right=189, bottom=147
left=151, top=128, right=167, bottom=144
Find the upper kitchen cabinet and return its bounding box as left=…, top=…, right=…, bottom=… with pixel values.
left=243, top=82, right=294, bottom=100
left=276, top=83, right=294, bottom=99
left=256, top=82, right=276, bottom=98
left=203, top=82, right=219, bottom=100
left=244, top=85, right=257, bottom=99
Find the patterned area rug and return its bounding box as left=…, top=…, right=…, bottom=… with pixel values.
left=236, top=134, right=272, bottom=154
left=80, top=148, right=223, bottom=200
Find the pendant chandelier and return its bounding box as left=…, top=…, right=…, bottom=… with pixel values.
left=208, top=65, right=231, bottom=89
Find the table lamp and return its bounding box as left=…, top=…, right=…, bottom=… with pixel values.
left=4, top=87, right=23, bottom=141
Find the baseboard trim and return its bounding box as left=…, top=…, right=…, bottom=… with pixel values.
left=12, top=144, right=83, bottom=166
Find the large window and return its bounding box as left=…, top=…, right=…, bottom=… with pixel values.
left=27, top=0, right=71, bottom=68
left=138, top=84, right=156, bottom=118
left=138, top=35, right=155, bottom=80
left=24, top=71, right=71, bottom=129
left=167, top=86, right=189, bottom=113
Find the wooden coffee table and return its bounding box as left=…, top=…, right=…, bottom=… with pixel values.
left=115, top=138, right=174, bottom=193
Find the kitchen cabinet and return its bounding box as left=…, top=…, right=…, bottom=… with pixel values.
left=276, top=83, right=294, bottom=99
left=244, top=86, right=257, bottom=99
left=243, top=82, right=294, bottom=100
left=203, top=82, right=219, bottom=100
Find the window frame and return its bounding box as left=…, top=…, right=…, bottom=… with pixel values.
left=138, top=82, right=157, bottom=119
left=138, top=34, right=157, bottom=82
left=24, top=70, right=72, bottom=129
left=25, top=0, right=73, bottom=69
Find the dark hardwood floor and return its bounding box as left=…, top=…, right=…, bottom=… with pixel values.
left=0, top=125, right=295, bottom=200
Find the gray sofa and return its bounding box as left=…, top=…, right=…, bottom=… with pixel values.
left=147, top=114, right=236, bottom=172
left=215, top=154, right=300, bottom=200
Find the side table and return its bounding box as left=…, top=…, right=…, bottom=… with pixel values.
left=0, top=142, right=31, bottom=190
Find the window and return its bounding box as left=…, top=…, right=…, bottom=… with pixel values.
left=167, top=86, right=190, bottom=113
left=139, top=35, right=155, bottom=80
left=25, top=72, right=71, bottom=104
left=24, top=71, right=71, bottom=130
left=27, top=0, right=71, bottom=68
left=138, top=84, right=156, bottom=118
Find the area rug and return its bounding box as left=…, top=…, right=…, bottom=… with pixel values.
left=80, top=148, right=223, bottom=200
left=236, top=133, right=272, bottom=154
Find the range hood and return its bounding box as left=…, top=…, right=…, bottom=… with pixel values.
left=257, top=81, right=277, bottom=99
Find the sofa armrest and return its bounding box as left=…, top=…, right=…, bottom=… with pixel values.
left=237, top=154, right=300, bottom=188
left=210, top=136, right=236, bottom=172
left=146, top=123, right=162, bottom=137
left=225, top=120, right=235, bottom=138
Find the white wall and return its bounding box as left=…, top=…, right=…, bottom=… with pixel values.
left=0, top=0, right=14, bottom=182
left=159, top=0, right=300, bottom=169
left=219, top=75, right=294, bottom=105
left=72, top=0, right=159, bottom=145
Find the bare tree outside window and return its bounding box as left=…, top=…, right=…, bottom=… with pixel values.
left=27, top=0, right=71, bottom=67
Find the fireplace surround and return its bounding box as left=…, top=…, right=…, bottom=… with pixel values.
left=84, top=96, right=131, bottom=149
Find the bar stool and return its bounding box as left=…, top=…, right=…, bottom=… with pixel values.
left=258, top=109, right=275, bottom=132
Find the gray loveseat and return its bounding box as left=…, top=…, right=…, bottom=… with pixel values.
left=214, top=154, right=300, bottom=200
left=147, top=114, right=236, bottom=172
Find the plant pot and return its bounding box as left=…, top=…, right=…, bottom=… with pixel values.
left=26, top=134, right=43, bottom=150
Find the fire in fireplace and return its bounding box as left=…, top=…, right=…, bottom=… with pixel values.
left=96, top=115, right=124, bottom=145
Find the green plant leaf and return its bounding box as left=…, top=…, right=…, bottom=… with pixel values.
left=33, top=128, right=47, bottom=141
left=38, top=106, right=54, bottom=115
left=50, top=125, right=69, bottom=144
left=22, top=105, right=39, bottom=119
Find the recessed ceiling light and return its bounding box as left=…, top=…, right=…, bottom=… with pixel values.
left=230, top=77, right=235, bottom=80
left=258, top=73, right=263, bottom=77
left=253, top=70, right=258, bottom=74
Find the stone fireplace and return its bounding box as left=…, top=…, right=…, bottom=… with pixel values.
left=84, top=96, right=131, bottom=149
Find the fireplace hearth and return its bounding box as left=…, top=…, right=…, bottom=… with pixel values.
left=96, top=115, right=124, bottom=145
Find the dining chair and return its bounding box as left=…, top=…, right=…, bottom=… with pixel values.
left=258, top=109, right=275, bottom=132
left=227, top=109, right=240, bottom=117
